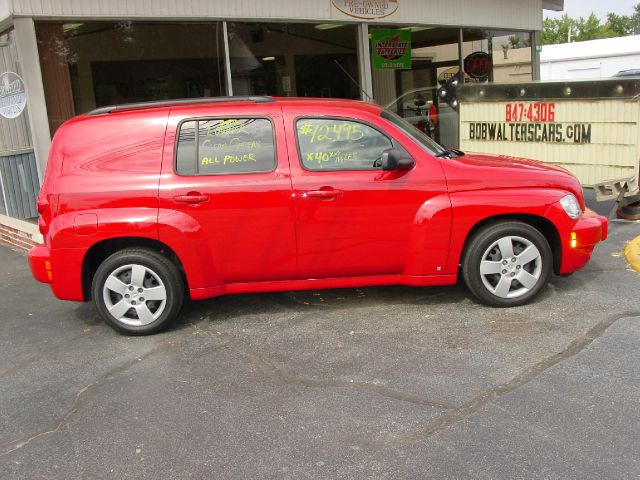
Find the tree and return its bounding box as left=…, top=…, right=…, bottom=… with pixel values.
left=540, top=15, right=577, bottom=45
left=541, top=4, right=640, bottom=45
left=574, top=13, right=611, bottom=41
left=607, top=13, right=634, bottom=36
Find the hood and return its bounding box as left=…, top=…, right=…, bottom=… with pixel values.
left=440, top=152, right=584, bottom=208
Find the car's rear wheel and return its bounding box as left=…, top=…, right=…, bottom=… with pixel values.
left=462, top=221, right=552, bottom=307
left=91, top=248, right=184, bottom=335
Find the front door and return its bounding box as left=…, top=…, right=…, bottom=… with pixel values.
left=159, top=104, right=296, bottom=287
left=283, top=107, right=448, bottom=280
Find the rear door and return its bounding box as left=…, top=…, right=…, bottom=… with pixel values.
left=159, top=104, right=296, bottom=287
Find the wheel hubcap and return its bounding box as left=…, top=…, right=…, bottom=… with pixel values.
left=479, top=235, right=542, bottom=299
left=102, top=264, right=167, bottom=326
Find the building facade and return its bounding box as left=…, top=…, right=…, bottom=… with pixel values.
left=0, top=0, right=561, bottom=220
left=540, top=35, right=640, bottom=80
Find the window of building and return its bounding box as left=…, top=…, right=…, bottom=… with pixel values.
left=35, top=22, right=226, bottom=135
left=372, top=27, right=463, bottom=149
left=296, top=118, right=392, bottom=171
left=227, top=22, right=360, bottom=98
left=176, top=118, right=276, bottom=176
left=462, top=29, right=533, bottom=84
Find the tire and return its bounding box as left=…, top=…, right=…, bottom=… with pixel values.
left=616, top=201, right=640, bottom=221
left=91, top=248, right=184, bottom=335
left=462, top=221, right=552, bottom=307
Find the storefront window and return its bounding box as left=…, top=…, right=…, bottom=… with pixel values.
left=35, top=22, right=226, bottom=135
left=462, top=29, right=533, bottom=83
left=373, top=27, right=462, bottom=148
left=373, top=27, right=534, bottom=149
left=227, top=22, right=360, bottom=98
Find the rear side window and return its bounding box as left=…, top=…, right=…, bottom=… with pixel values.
left=176, top=118, right=276, bottom=175
left=296, top=118, right=392, bottom=171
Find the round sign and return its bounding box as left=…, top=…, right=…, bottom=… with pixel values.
left=0, top=71, right=27, bottom=119
left=331, top=0, right=398, bottom=20
left=464, top=51, right=492, bottom=80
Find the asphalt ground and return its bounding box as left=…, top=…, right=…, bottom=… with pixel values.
left=1, top=200, right=639, bottom=479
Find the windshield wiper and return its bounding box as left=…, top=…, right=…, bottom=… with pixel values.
left=436, top=148, right=464, bottom=158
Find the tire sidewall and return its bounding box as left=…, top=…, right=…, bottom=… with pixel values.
left=463, top=222, right=552, bottom=307
left=91, top=249, right=183, bottom=335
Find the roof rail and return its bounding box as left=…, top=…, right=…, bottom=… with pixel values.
left=86, top=96, right=275, bottom=116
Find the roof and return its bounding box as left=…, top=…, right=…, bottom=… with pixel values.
left=541, top=35, right=640, bottom=62
left=85, top=96, right=381, bottom=116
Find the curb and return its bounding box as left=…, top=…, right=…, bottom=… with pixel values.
left=624, top=234, right=640, bottom=273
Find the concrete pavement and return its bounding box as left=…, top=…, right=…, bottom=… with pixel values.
left=1, top=219, right=639, bottom=479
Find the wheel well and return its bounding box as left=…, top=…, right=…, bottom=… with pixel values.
left=82, top=237, right=187, bottom=301
left=461, top=214, right=562, bottom=274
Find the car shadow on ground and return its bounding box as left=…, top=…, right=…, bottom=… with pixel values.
left=69, top=264, right=604, bottom=336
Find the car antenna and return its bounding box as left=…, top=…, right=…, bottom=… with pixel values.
left=333, top=59, right=373, bottom=102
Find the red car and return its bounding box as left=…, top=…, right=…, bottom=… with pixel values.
left=29, top=97, right=607, bottom=335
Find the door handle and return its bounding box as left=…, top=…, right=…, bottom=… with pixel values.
left=173, top=193, right=209, bottom=205
left=304, top=188, right=343, bottom=199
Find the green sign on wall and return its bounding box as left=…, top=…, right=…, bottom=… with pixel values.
left=371, top=29, right=411, bottom=69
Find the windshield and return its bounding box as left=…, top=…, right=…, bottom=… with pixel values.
left=380, top=109, right=447, bottom=156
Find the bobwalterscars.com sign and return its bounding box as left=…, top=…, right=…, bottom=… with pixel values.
left=332, top=0, right=398, bottom=20
left=467, top=102, right=592, bottom=144
left=371, top=29, right=411, bottom=69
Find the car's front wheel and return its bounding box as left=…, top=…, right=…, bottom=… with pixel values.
left=91, top=248, right=184, bottom=335
left=462, top=221, right=552, bottom=307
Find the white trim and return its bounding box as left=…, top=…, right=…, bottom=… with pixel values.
left=0, top=166, right=8, bottom=217
left=357, top=23, right=373, bottom=102
left=0, top=147, right=35, bottom=156
left=542, top=52, right=640, bottom=64
left=9, top=0, right=543, bottom=31
left=222, top=21, right=233, bottom=96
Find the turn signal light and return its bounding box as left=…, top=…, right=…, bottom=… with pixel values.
left=570, top=232, right=577, bottom=248
left=45, top=260, right=53, bottom=280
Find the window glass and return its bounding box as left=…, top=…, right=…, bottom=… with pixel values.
left=372, top=26, right=462, bottom=148
left=227, top=22, right=360, bottom=99
left=35, top=21, right=226, bottom=135
left=462, top=30, right=533, bottom=83
left=381, top=109, right=446, bottom=156
left=176, top=118, right=275, bottom=175
left=296, top=118, right=392, bottom=171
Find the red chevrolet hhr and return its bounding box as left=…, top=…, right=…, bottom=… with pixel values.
left=29, top=97, right=607, bottom=335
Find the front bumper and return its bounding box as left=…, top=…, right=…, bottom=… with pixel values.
left=558, top=208, right=608, bottom=274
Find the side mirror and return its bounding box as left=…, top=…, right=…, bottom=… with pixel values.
left=381, top=148, right=415, bottom=171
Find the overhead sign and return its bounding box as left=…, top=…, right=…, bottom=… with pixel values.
left=371, top=29, right=411, bottom=69
left=332, top=0, right=399, bottom=19
left=0, top=71, right=27, bottom=119
left=464, top=51, right=492, bottom=80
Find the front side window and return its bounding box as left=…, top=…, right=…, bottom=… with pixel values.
left=296, top=118, right=392, bottom=171
left=176, top=118, right=276, bottom=175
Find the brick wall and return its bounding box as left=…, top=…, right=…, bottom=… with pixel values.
left=0, top=215, right=42, bottom=253
left=0, top=223, right=38, bottom=252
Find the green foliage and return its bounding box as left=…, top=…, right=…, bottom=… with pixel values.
left=541, top=3, right=640, bottom=45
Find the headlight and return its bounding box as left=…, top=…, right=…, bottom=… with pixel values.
left=560, top=194, right=581, bottom=219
